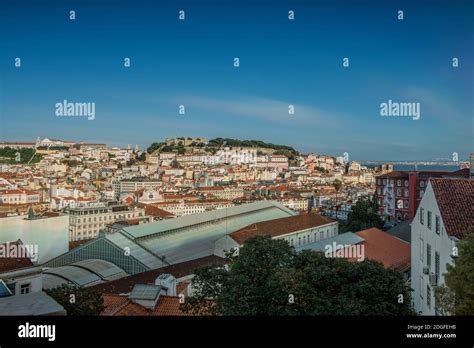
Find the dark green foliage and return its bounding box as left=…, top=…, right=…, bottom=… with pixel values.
left=208, top=138, right=298, bottom=154
left=0, top=147, right=42, bottom=164
left=340, top=198, right=384, bottom=232
left=46, top=284, right=104, bottom=316
left=435, top=230, right=474, bottom=315
left=182, top=236, right=414, bottom=316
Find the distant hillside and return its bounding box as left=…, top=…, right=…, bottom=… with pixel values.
left=145, top=137, right=299, bottom=157
left=207, top=138, right=298, bottom=154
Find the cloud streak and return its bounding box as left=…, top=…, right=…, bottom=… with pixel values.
left=165, top=95, right=342, bottom=127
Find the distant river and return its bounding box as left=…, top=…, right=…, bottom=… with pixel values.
left=0, top=215, right=69, bottom=263
left=365, top=164, right=461, bottom=172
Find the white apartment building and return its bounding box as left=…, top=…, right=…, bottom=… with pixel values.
left=154, top=200, right=234, bottom=217
left=196, top=186, right=245, bottom=200
left=113, top=177, right=162, bottom=196
left=0, top=189, right=41, bottom=205
left=214, top=213, right=338, bottom=257
left=256, top=155, right=289, bottom=172
left=66, top=203, right=146, bottom=241
left=0, top=240, right=66, bottom=315
left=278, top=196, right=309, bottom=212
left=411, top=178, right=473, bottom=315
left=216, top=147, right=257, bottom=165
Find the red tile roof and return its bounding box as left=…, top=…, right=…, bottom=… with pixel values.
left=69, top=239, right=94, bottom=251
left=136, top=203, right=175, bottom=218
left=101, top=294, right=190, bottom=316
left=176, top=282, right=190, bottom=294
left=230, top=213, right=334, bottom=245
left=352, top=228, right=410, bottom=271
left=0, top=240, right=34, bottom=273
left=430, top=178, right=474, bottom=239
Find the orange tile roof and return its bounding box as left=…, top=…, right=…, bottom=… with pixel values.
left=230, top=213, right=334, bottom=245
left=136, top=203, right=175, bottom=218
left=101, top=294, right=130, bottom=315
left=68, top=239, right=94, bottom=251
left=176, top=282, right=189, bottom=294
left=102, top=294, right=190, bottom=316
left=0, top=240, right=34, bottom=273
left=430, top=178, right=473, bottom=239
left=353, top=228, right=410, bottom=271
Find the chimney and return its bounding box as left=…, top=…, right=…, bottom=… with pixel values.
left=155, top=273, right=177, bottom=296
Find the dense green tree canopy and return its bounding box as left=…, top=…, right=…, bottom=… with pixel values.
left=340, top=198, right=384, bottom=232
left=435, top=230, right=474, bottom=315
left=182, top=236, right=414, bottom=316
left=0, top=147, right=42, bottom=164
left=46, top=284, right=104, bottom=316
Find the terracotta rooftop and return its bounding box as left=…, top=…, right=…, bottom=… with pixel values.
left=91, top=255, right=225, bottom=294
left=430, top=178, right=474, bottom=240
left=69, top=238, right=94, bottom=251
left=230, top=213, right=335, bottom=245
left=353, top=228, right=411, bottom=271
left=136, top=203, right=175, bottom=219
left=0, top=240, right=34, bottom=273
left=102, top=294, right=192, bottom=316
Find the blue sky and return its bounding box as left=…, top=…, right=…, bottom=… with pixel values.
left=0, top=0, right=473, bottom=160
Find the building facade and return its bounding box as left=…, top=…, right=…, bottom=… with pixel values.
left=411, top=178, right=473, bottom=315
left=66, top=203, right=146, bottom=241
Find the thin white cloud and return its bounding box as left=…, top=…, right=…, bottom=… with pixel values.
left=402, top=87, right=466, bottom=122
left=165, top=95, right=342, bottom=127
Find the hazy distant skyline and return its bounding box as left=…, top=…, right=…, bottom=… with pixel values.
left=1, top=0, right=473, bottom=160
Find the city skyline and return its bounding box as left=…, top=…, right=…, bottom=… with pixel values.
left=1, top=0, right=473, bottom=160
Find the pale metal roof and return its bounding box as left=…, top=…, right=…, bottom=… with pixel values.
left=295, top=232, right=365, bottom=253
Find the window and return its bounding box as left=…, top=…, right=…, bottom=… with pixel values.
left=420, top=276, right=424, bottom=299
left=377, top=187, right=381, bottom=195
left=404, top=180, right=408, bottom=187
left=404, top=189, right=409, bottom=198
left=320, top=231, right=324, bottom=240
left=20, top=283, right=31, bottom=295
left=420, top=238, right=424, bottom=262
left=435, top=252, right=440, bottom=277
left=397, top=179, right=401, bottom=187
left=397, top=188, right=401, bottom=197
left=435, top=216, right=440, bottom=235
left=427, top=211, right=432, bottom=229
left=404, top=200, right=409, bottom=209
left=427, top=244, right=431, bottom=269
left=420, top=180, right=425, bottom=188
left=427, top=285, right=431, bottom=308
left=420, top=208, right=424, bottom=225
